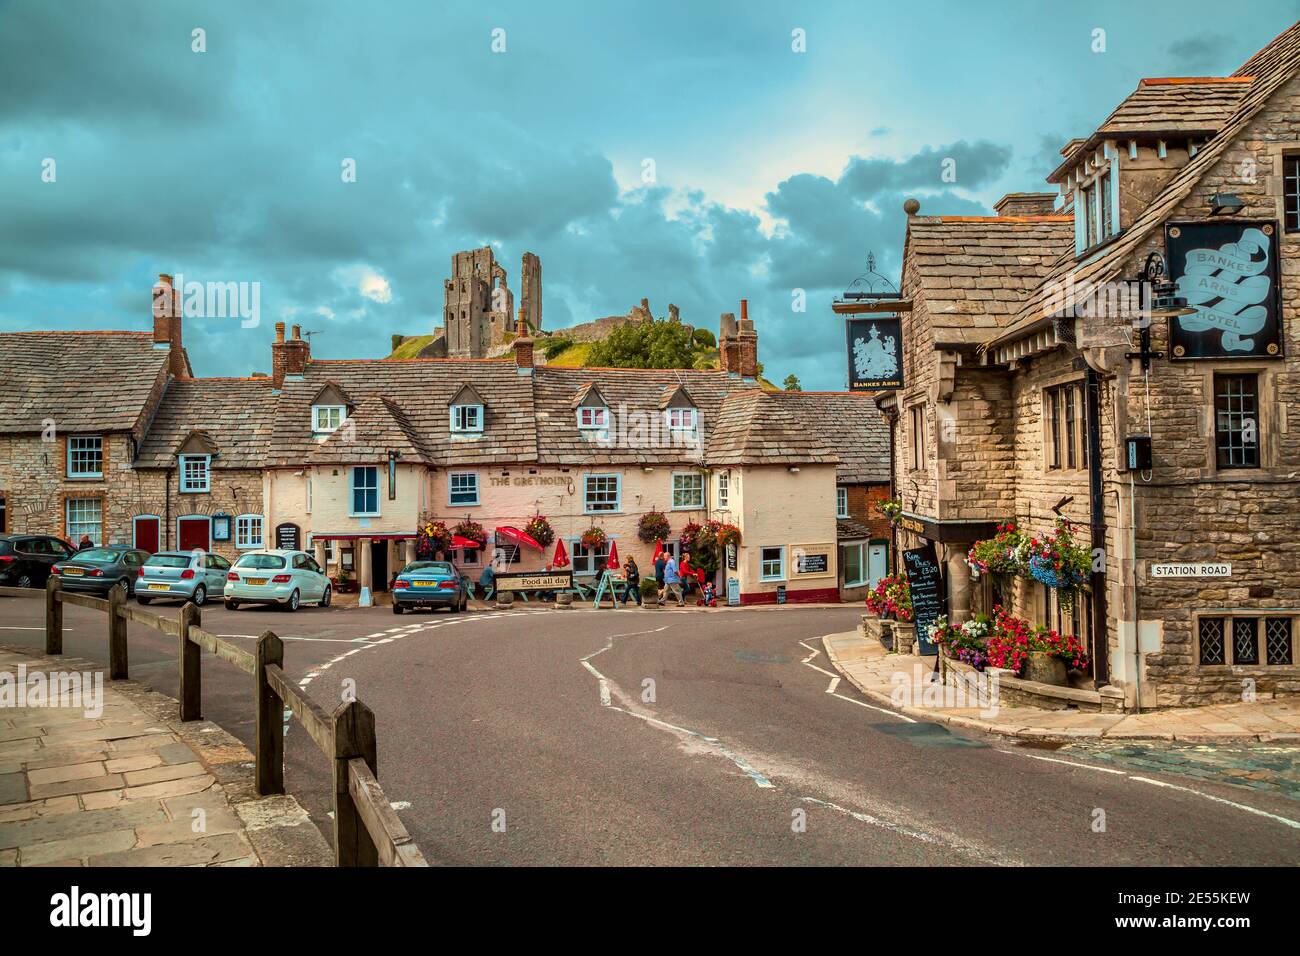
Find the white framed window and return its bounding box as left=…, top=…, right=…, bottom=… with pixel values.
left=66, top=498, right=102, bottom=546
left=309, top=536, right=336, bottom=566
left=313, top=404, right=345, bottom=433
left=584, top=473, right=620, bottom=513
left=840, top=542, right=866, bottom=587
left=671, top=472, right=704, bottom=509
left=717, top=471, right=730, bottom=509
left=449, top=471, right=479, bottom=506
left=760, top=546, right=786, bottom=582
left=577, top=406, right=608, bottom=430
left=235, top=514, right=264, bottom=549
left=451, top=404, right=483, bottom=433
left=67, top=436, right=103, bottom=478
left=350, top=466, right=379, bottom=516
left=455, top=547, right=481, bottom=568
left=667, top=408, right=697, bottom=432
left=179, top=454, right=210, bottom=493
left=570, top=538, right=611, bottom=576
left=836, top=487, right=849, bottom=519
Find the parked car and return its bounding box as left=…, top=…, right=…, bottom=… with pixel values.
left=136, top=550, right=231, bottom=606
left=51, top=546, right=151, bottom=598
left=0, top=534, right=76, bottom=589
left=224, top=549, right=331, bottom=612
left=391, top=560, right=469, bottom=614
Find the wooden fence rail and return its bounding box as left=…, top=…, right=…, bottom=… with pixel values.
left=0, top=578, right=426, bottom=867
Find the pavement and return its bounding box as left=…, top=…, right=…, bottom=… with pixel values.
left=1, top=594, right=1297, bottom=865
left=0, top=647, right=331, bottom=867
left=823, top=628, right=1300, bottom=744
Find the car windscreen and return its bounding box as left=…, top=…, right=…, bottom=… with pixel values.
left=403, top=562, right=453, bottom=575
left=146, top=555, right=191, bottom=568
left=0, top=541, right=11, bottom=556
left=234, top=554, right=287, bottom=570
left=71, top=549, right=122, bottom=563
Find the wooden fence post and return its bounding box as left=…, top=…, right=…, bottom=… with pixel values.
left=45, top=577, right=62, bottom=656
left=178, top=602, right=202, bottom=721
left=332, top=699, right=378, bottom=867
left=107, top=583, right=128, bottom=680
left=255, top=631, right=285, bottom=796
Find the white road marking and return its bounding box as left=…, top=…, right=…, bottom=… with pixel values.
left=1009, top=750, right=1127, bottom=775
left=825, top=676, right=840, bottom=694
left=0, top=626, right=48, bottom=631
left=390, top=801, right=411, bottom=811
left=831, top=693, right=918, bottom=722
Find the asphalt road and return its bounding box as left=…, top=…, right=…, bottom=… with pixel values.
left=2, top=595, right=1297, bottom=865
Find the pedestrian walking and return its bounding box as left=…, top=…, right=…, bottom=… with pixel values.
left=663, top=554, right=684, bottom=607
left=623, top=557, right=641, bottom=606
left=654, top=550, right=667, bottom=602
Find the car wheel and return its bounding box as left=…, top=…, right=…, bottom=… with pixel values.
left=117, top=578, right=131, bottom=598
left=320, top=585, right=331, bottom=608
left=137, top=595, right=152, bottom=605
left=283, top=589, right=300, bottom=612
left=17, top=573, right=33, bottom=589
left=449, top=597, right=460, bottom=614
left=392, top=601, right=403, bottom=615
left=225, top=600, right=240, bottom=611
left=192, top=585, right=206, bottom=607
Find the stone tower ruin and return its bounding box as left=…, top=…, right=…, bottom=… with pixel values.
left=442, top=247, right=542, bottom=358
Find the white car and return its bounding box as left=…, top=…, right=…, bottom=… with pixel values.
left=224, top=549, right=331, bottom=612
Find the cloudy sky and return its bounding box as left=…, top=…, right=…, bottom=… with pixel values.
left=0, top=1, right=1293, bottom=388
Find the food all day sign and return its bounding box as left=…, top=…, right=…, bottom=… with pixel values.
left=1167, top=222, right=1283, bottom=360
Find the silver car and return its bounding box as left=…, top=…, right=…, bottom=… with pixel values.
left=224, top=549, right=331, bottom=612
left=136, top=550, right=232, bottom=606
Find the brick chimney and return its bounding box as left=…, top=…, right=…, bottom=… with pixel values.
left=994, top=192, right=1058, bottom=217
left=736, top=298, right=758, bottom=380
left=271, top=322, right=310, bottom=388
left=151, top=274, right=187, bottom=377
left=513, top=308, right=534, bottom=373
left=718, top=311, right=738, bottom=374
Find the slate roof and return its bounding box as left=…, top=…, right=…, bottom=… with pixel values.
left=269, top=359, right=538, bottom=467
left=904, top=216, right=1075, bottom=343
left=837, top=518, right=876, bottom=540
left=0, top=332, right=170, bottom=435
left=996, top=19, right=1300, bottom=348
left=777, top=392, right=890, bottom=483
left=533, top=366, right=737, bottom=465
left=307, top=396, right=424, bottom=464
left=134, top=378, right=277, bottom=469
left=708, top=390, right=839, bottom=466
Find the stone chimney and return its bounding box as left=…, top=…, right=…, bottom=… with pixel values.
left=994, top=192, right=1058, bottom=217
left=271, top=322, right=311, bottom=388
left=151, top=274, right=187, bottom=377
left=736, top=298, right=758, bottom=380
left=513, top=308, right=534, bottom=374
left=718, top=311, right=738, bottom=374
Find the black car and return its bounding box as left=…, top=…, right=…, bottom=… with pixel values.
left=0, top=534, right=77, bottom=589
left=52, top=546, right=151, bottom=598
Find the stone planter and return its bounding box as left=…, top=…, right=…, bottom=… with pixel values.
left=1023, top=651, right=1067, bottom=686
left=495, top=592, right=515, bottom=609
left=555, top=592, right=573, bottom=609
left=893, top=622, right=916, bottom=655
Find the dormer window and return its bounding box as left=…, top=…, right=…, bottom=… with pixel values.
left=578, top=406, right=608, bottom=430
left=1074, top=148, right=1120, bottom=255
left=666, top=408, right=697, bottom=432
left=451, top=404, right=483, bottom=432
left=313, top=404, right=346, bottom=433
left=179, top=454, right=210, bottom=493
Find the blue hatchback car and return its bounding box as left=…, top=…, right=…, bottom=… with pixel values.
left=391, top=561, right=468, bottom=614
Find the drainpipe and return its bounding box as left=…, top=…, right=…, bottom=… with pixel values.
left=165, top=465, right=173, bottom=550
left=885, top=405, right=898, bottom=576
left=1085, top=367, right=1110, bottom=686
left=1130, top=471, right=1141, bottom=712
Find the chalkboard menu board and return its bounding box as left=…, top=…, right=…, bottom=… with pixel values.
left=903, top=544, right=945, bottom=657
left=726, top=543, right=737, bottom=571
left=275, top=523, right=301, bottom=551
left=776, top=585, right=787, bottom=604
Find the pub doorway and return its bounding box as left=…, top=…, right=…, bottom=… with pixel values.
left=370, top=540, right=389, bottom=591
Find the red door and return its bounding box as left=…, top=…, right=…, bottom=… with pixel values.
left=134, top=516, right=160, bottom=553
left=177, top=516, right=210, bottom=552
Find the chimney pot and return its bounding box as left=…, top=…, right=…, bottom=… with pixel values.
left=291, top=324, right=301, bottom=341
left=275, top=322, right=286, bottom=343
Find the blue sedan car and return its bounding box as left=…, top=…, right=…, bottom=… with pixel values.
left=391, top=561, right=469, bottom=614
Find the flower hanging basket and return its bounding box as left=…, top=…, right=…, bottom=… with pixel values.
left=417, top=517, right=451, bottom=556
left=452, top=519, right=487, bottom=549
left=581, top=526, right=607, bottom=550
left=638, top=510, right=671, bottom=544
left=524, top=514, right=554, bottom=548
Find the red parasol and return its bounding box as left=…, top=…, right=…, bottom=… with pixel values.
left=495, top=525, right=543, bottom=550
left=450, top=535, right=482, bottom=550
left=552, top=538, right=570, bottom=568
left=606, top=539, right=619, bottom=569
left=651, top=539, right=663, bottom=562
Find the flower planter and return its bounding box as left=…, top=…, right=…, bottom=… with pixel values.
left=495, top=592, right=515, bottom=609
left=555, top=592, right=574, bottom=609
left=1023, top=651, right=1067, bottom=686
